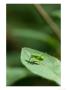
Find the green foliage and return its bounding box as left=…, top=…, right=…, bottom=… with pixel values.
left=51, top=10, right=61, bottom=18
left=6, top=4, right=61, bottom=86
left=7, top=67, right=33, bottom=85
left=7, top=52, right=22, bottom=67
left=11, top=28, right=59, bottom=50
left=21, top=47, right=60, bottom=85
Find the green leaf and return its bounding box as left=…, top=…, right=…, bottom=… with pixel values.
left=51, top=10, right=61, bottom=18
left=21, top=47, right=61, bottom=85
left=11, top=28, right=59, bottom=50
left=6, top=67, right=33, bottom=85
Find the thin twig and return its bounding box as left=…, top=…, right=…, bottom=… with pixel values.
left=34, top=4, right=60, bottom=40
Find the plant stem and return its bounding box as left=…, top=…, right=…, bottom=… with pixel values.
left=33, top=4, right=60, bottom=40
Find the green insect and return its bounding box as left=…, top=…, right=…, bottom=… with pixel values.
left=26, top=54, right=44, bottom=65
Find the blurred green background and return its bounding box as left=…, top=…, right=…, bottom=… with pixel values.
left=6, top=4, right=61, bottom=86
